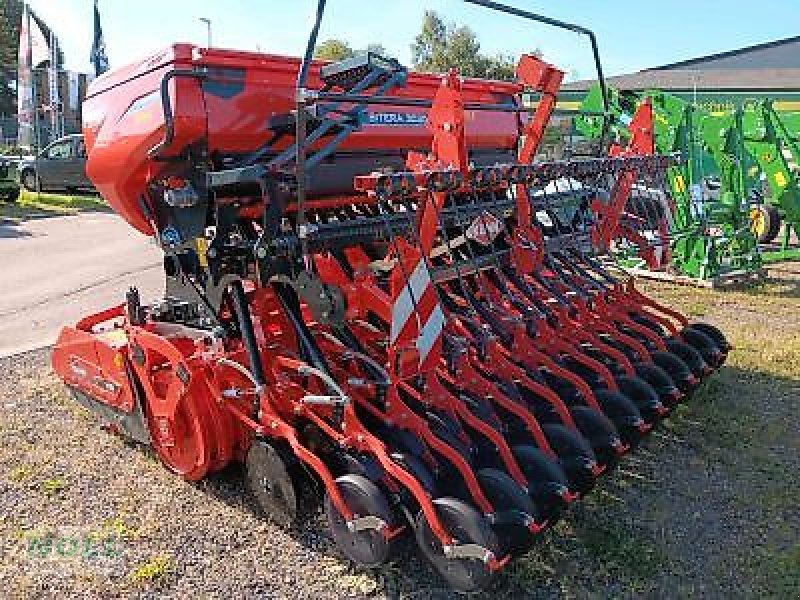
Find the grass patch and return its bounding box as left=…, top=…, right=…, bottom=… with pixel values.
left=576, top=520, right=666, bottom=578
left=1, top=190, right=107, bottom=219
left=8, top=465, right=35, bottom=482
left=685, top=300, right=710, bottom=317
left=40, top=477, right=68, bottom=496
left=102, top=516, right=139, bottom=540
left=129, top=554, right=173, bottom=584
left=750, top=544, right=800, bottom=597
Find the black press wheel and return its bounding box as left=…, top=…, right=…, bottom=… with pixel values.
left=650, top=350, right=694, bottom=394
left=686, top=323, right=730, bottom=355
left=615, top=375, right=665, bottom=424
left=568, top=405, right=624, bottom=468
left=246, top=440, right=303, bottom=528
left=511, top=444, right=570, bottom=522
left=475, top=467, right=538, bottom=555
left=325, top=474, right=394, bottom=568
left=541, top=423, right=599, bottom=494
left=593, top=388, right=647, bottom=447
left=415, top=497, right=500, bottom=593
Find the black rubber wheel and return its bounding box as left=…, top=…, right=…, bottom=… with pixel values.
left=634, top=362, right=680, bottom=406
left=511, top=444, right=569, bottom=522
left=389, top=451, right=438, bottom=498
left=384, top=426, right=427, bottom=458
left=429, top=422, right=473, bottom=465
left=615, top=375, right=664, bottom=424
left=751, top=204, right=781, bottom=244
left=628, top=312, right=667, bottom=337
left=541, top=423, right=598, bottom=494
left=21, top=170, right=39, bottom=192
left=593, top=389, right=646, bottom=447
left=665, top=339, right=707, bottom=379
left=680, top=328, right=723, bottom=369
left=569, top=405, right=623, bottom=468
left=415, top=497, right=500, bottom=593
left=476, top=467, right=537, bottom=555
left=326, top=474, right=394, bottom=568
left=687, top=323, right=730, bottom=353
left=650, top=350, right=694, bottom=393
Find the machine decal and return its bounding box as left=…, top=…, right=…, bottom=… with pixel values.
left=368, top=112, right=426, bottom=126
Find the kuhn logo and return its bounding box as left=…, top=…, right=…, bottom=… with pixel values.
left=465, top=212, right=504, bottom=246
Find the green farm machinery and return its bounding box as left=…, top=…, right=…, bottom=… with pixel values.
left=577, top=84, right=800, bottom=281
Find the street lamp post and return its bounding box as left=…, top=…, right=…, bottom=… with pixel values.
left=199, top=17, right=212, bottom=48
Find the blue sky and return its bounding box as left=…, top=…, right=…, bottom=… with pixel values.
left=28, top=0, right=800, bottom=80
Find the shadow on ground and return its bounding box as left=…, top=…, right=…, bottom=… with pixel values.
left=178, top=361, right=798, bottom=599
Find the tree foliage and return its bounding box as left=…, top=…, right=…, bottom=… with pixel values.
left=411, top=11, right=537, bottom=81
left=314, top=39, right=355, bottom=62
left=314, top=39, right=389, bottom=62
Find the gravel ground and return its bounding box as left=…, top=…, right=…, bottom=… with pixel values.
left=1, top=266, right=798, bottom=599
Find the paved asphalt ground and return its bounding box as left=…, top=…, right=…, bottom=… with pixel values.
left=0, top=212, right=162, bottom=357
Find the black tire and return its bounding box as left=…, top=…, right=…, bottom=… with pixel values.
left=21, top=170, right=39, bottom=192
left=628, top=312, right=667, bottom=337
left=634, top=362, right=680, bottom=405
left=650, top=350, right=694, bottom=393
left=325, top=474, right=394, bottom=568
left=415, top=497, right=500, bottom=593
left=751, top=204, right=781, bottom=244
left=679, top=328, right=722, bottom=369
left=569, top=405, right=622, bottom=468
left=4, top=187, right=20, bottom=203
left=541, top=423, right=598, bottom=494
left=665, top=339, right=707, bottom=379
left=389, top=451, right=438, bottom=498
left=616, top=375, right=664, bottom=424
left=687, top=323, right=730, bottom=354
left=476, top=467, right=538, bottom=555
left=511, top=444, right=569, bottom=522
left=593, top=389, right=646, bottom=446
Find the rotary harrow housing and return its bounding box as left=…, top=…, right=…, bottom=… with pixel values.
left=51, top=0, right=728, bottom=591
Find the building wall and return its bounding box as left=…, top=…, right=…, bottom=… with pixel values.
left=1, top=69, right=90, bottom=147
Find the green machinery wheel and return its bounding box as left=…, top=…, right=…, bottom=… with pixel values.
left=750, top=204, right=782, bottom=244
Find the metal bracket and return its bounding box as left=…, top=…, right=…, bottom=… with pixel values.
left=346, top=515, right=388, bottom=533
left=301, top=394, right=350, bottom=406
left=443, top=543, right=495, bottom=563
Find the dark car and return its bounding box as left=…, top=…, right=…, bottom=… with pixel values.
left=0, top=157, right=20, bottom=202
left=19, top=134, right=94, bottom=193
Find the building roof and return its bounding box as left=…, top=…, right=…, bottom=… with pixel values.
left=649, top=35, right=800, bottom=71
left=563, top=68, right=800, bottom=92
left=564, top=35, right=800, bottom=93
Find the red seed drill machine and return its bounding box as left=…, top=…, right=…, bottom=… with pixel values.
left=52, top=0, right=728, bottom=591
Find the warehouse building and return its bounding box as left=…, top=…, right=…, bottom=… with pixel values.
left=561, top=35, right=800, bottom=112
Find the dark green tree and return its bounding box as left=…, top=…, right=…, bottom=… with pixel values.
left=314, top=40, right=389, bottom=62
left=411, top=11, right=535, bottom=81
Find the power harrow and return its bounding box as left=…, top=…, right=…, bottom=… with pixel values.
left=51, top=1, right=728, bottom=591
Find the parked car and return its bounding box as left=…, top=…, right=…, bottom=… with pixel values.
left=19, top=134, right=94, bottom=193
left=0, top=156, right=20, bottom=202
